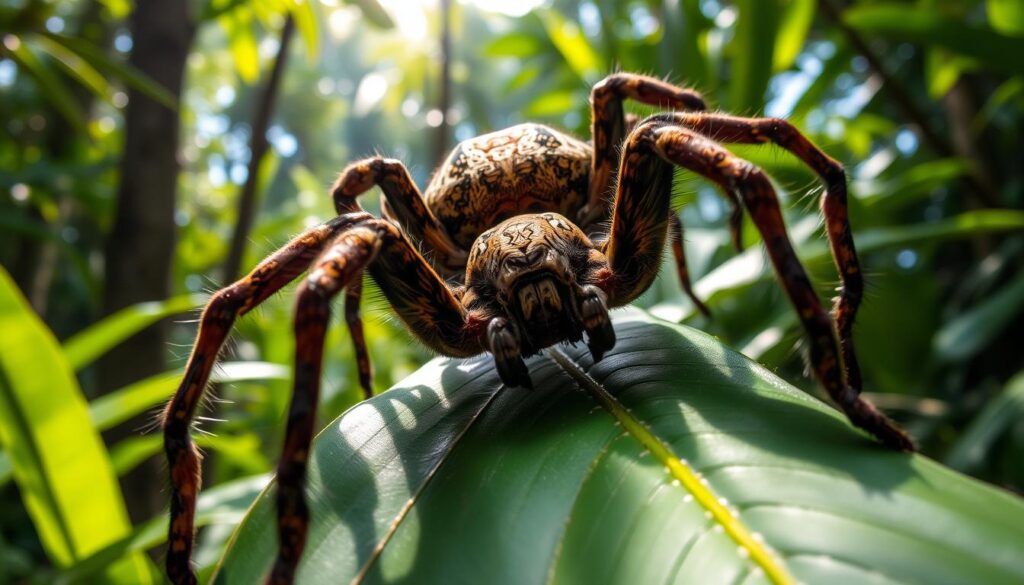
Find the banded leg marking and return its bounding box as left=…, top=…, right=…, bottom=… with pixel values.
left=161, top=214, right=371, bottom=585
left=584, top=73, right=706, bottom=225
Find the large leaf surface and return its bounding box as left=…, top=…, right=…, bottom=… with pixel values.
left=215, top=311, right=1024, bottom=584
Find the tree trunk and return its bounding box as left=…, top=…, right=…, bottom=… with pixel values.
left=99, top=0, right=193, bottom=522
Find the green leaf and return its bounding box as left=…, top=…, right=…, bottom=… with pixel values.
left=0, top=361, right=285, bottom=487
left=90, top=361, right=289, bottom=432
left=946, top=372, right=1024, bottom=472
left=694, top=210, right=1024, bottom=306
left=97, top=0, right=132, bottom=19
left=0, top=268, right=153, bottom=583
left=221, top=6, right=260, bottom=84
left=974, top=76, right=1024, bottom=133
left=30, top=33, right=113, bottom=105
left=290, top=0, right=319, bottom=60
left=730, top=0, right=782, bottom=113
left=524, top=88, right=579, bottom=117
left=774, top=0, right=815, bottom=72
left=5, top=36, right=88, bottom=135
left=343, top=0, right=394, bottom=29
left=484, top=32, right=544, bottom=58
left=856, top=158, right=973, bottom=214
left=63, top=474, right=271, bottom=583
left=988, top=0, right=1024, bottom=35
left=933, top=272, right=1024, bottom=363
left=62, top=293, right=208, bottom=372
left=213, top=311, right=1024, bottom=584
left=844, top=4, right=1024, bottom=76
left=42, top=33, right=178, bottom=110
left=537, top=9, right=602, bottom=84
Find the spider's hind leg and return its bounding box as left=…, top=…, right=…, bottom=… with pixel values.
left=668, top=214, right=711, bottom=318
left=343, top=275, right=373, bottom=399
left=272, top=227, right=381, bottom=585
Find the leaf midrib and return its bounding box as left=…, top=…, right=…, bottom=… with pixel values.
left=351, top=378, right=507, bottom=584
left=546, top=347, right=797, bottom=585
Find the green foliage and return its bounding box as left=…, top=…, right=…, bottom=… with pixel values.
left=216, top=312, right=1024, bottom=584
left=0, top=268, right=153, bottom=583
left=2, top=0, right=1024, bottom=581
left=845, top=4, right=1024, bottom=76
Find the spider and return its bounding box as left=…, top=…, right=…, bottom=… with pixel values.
left=162, top=72, right=914, bottom=585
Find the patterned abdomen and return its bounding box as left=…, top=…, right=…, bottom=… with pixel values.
left=425, top=123, right=592, bottom=249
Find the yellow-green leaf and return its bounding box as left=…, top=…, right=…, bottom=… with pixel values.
left=0, top=267, right=153, bottom=583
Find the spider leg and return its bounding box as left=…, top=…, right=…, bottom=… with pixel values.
left=663, top=113, right=863, bottom=391
left=332, top=156, right=468, bottom=272
left=603, top=120, right=913, bottom=451
left=343, top=275, right=372, bottom=399
left=270, top=218, right=486, bottom=584
left=584, top=73, right=713, bottom=306
left=668, top=214, right=711, bottom=317
left=272, top=227, right=379, bottom=585
left=583, top=72, right=706, bottom=225
left=162, top=212, right=372, bottom=585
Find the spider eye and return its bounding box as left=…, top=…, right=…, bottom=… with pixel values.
left=546, top=216, right=564, bottom=230
left=477, top=240, right=487, bottom=254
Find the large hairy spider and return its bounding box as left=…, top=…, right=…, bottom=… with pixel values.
left=162, top=73, right=913, bottom=585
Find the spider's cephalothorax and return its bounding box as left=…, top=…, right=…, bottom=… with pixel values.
left=162, top=73, right=914, bottom=585
left=464, top=213, right=615, bottom=387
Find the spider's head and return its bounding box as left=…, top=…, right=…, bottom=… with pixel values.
left=464, top=213, right=616, bottom=388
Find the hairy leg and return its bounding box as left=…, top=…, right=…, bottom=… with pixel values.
left=603, top=120, right=912, bottom=450
left=343, top=275, right=372, bottom=399
left=162, top=213, right=372, bottom=585
left=583, top=72, right=706, bottom=225
left=332, top=156, right=468, bottom=272
left=668, top=214, right=711, bottom=317
left=269, top=218, right=486, bottom=584
left=660, top=112, right=864, bottom=391
left=331, top=156, right=473, bottom=397
left=270, top=227, right=380, bottom=585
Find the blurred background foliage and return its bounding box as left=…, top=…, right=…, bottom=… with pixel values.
left=0, top=0, right=1022, bottom=581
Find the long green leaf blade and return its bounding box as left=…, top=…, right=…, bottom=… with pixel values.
left=62, top=293, right=207, bottom=372
left=730, top=0, right=782, bottom=113
left=537, top=9, right=602, bottom=84
left=933, top=272, right=1024, bottom=363
left=0, top=268, right=152, bottom=583
left=694, top=210, right=1024, bottom=305
left=5, top=37, right=88, bottom=135
left=63, top=474, right=271, bottom=582
left=42, top=33, right=177, bottom=110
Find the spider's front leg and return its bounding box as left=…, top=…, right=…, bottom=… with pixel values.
left=602, top=119, right=913, bottom=451
left=663, top=112, right=866, bottom=391
left=584, top=72, right=731, bottom=315
left=162, top=212, right=372, bottom=585
left=272, top=218, right=486, bottom=585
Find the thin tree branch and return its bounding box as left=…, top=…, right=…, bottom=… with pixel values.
left=818, top=0, right=949, bottom=157
left=433, top=0, right=451, bottom=167
left=223, top=14, right=295, bottom=282
left=818, top=0, right=1000, bottom=207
